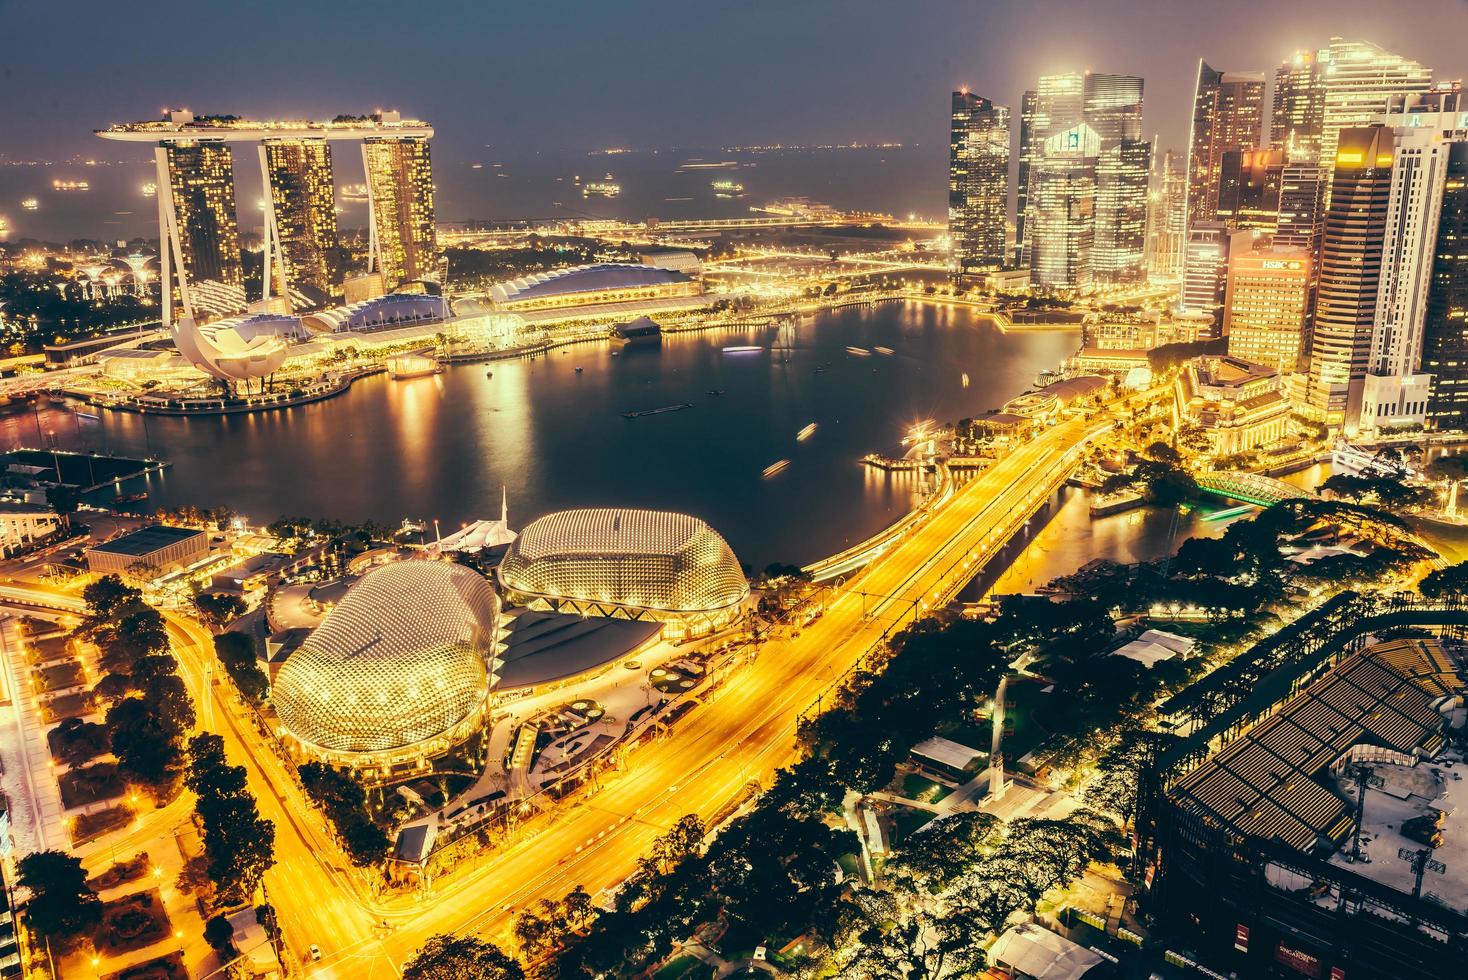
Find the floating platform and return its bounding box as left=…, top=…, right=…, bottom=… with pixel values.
left=623, top=403, right=693, bottom=419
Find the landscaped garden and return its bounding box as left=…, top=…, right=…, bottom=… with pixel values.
left=59, top=762, right=125, bottom=809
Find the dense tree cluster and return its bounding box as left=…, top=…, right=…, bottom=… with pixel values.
left=402, top=935, right=525, bottom=979
left=185, top=734, right=276, bottom=907
left=16, top=851, right=101, bottom=948
left=80, top=575, right=195, bottom=801
left=212, top=630, right=270, bottom=706
left=297, top=762, right=391, bottom=865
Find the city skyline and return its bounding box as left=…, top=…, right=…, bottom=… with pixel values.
left=6, top=1, right=1467, bottom=167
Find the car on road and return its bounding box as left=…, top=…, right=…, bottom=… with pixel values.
left=308, top=944, right=322, bottom=962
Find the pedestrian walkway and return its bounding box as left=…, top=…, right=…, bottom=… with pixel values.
left=0, top=615, right=68, bottom=852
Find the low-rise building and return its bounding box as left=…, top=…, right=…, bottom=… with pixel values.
left=86, top=524, right=210, bottom=578
left=1174, top=356, right=1291, bottom=456
left=0, top=501, right=62, bottom=558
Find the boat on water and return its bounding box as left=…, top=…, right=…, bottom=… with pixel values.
left=708, top=389, right=726, bottom=396
left=874, top=346, right=894, bottom=356
left=52, top=179, right=89, bottom=191
left=624, top=403, right=693, bottom=419
left=575, top=366, right=584, bottom=373
left=583, top=180, right=621, bottom=198
left=486, top=370, right=493, bottom=378
left=21, top=198, right=38, bottom=211
left=722, top=345, right=764, bottom=354
left=962, top=372, right=970, bottom=388
left=846, top=346, right=871, bottom=357
left=796, top=423, right=817, bottom=441
left=762, top=459, right=791, bottom=478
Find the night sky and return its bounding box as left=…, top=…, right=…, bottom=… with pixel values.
left=5, top=0, right=1468, bottom=168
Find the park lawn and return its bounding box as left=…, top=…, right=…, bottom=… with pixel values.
left=899, top=773, right=954, bottom=805
left=836, top=851, right=862, bottom=882
left=997, top=679, right=1052, bottom=763
left=887, top=804, right=935, bottom=844
left=653, top=954, right=714, bottom=980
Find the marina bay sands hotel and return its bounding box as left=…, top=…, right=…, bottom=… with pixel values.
left=97, top=109, right=438, bottom=324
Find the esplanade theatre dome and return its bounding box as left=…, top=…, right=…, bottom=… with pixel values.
left=498, top=509, right=748, bottom=633
left=272, top=561, right=498, bottom=768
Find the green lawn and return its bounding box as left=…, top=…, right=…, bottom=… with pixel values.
left=888, top=804, right=935, bottom=843
left=653, top=955, right=714, bottom=980
left=899, top=773, right=954, bottom=804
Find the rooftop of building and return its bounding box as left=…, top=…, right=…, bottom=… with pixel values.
left=96, top=109, right=433, bottom=142
left=489, top=263, right=693, bottom=305
left=88, top=524, right=207, bottom=558
left=1170, top=638, right=1461, bottom=854
left=1186, top=355, right=1278, bottom=390
left=496, top=609, right=661, bottom=690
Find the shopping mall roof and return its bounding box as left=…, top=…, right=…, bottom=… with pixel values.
left=302, top=294, right=450, bottom=334
left=489, top=263, right=692, bottom=305
left=89, top=525, right=206, bottom=559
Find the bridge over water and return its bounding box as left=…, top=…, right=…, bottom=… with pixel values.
left=1195, top=469, right=1315, bottom=508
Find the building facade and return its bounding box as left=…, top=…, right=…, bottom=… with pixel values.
left=1181, top=221, right=1252, bottom=330
left=1215, top=147, right=1284, bottom=231
left=1146, top=147, right=1189, bottom=277
left=1187, top=62, right=1266, bottom=226
left=1093, top=137, right=1151, bottom=282
left=1424, top=141, right=1468, bottom=428
left=1027, top=124, right=1099, bottom=291
left=1016, top=73, right=1086, bottom=268
left=949, top=91, right=1011, bottom=274
left=1317, top=38, right=1432, bottom=183
left=1359, top=115, right=1465, bottom=433
left=1224, top=246, right=1312, bottom=374
left=363, top=134, right=439, bottom=288
left=163, top=140, right=244, bottom=319
left=1272, top=50, right=1325, bottom=163
left=1173, top=356, right=1291, bottom=455
left=1305, top=126, right=1394, bottom=424
left=262, top=138, right=339, bottom=299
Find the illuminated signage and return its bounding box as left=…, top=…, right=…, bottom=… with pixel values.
left=1274, top=941, right=1323, bottom=979
left=1260, top=260, right=1303, bottom=271
left=1336, top=151, right=1363, bottom=165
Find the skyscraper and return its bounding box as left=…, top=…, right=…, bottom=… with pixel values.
left=1360, top=93, right=1468, bottom=432
left=1215, top=148, right=1285, bottom=231
left=1317, top=38, right=1431, bottom=178
left=1028, top=123, right=1099, bottom=290
left=1187, top=62, right=1266, bottom=227
left=1423, top=140, right=1468, bottom=429
left=949, top=91, right=1011, bottom=274
left=161, top=141, right=244, bottom=320
left=1271, top=51, right=1325, bottom=163
left=1274, top=165, right=1329, bottom=252
left=1181, top=221, right=1252, bottom=330
left=363, top=132, right=439, bottom=288
left=262, top=138, right=339, bottom=300
left=1093, top=138, right=1151, bottom=282
left=1085, top=75, right=1149, bottom=283
left=1224, top=246, right=1312, bottom=373
left=1305, top=126, right=1394, bottom=424
left=1145, top=148, right=1188, bottom=278
left=1017, top=73, right=1085, bottom=268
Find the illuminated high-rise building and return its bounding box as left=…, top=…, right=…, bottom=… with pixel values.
left=1272, top=51, right=1326, bottom=163
left=1215, top=147, right=1285, bottom=232
left=1423, top=140, right=1468, bottom=429
left=1274, top=165, right=1329, bottom=252
left=363, top=131, right=439, bottom=288
left=1028, top=123, right=1098, bottom=291
left=1305, top=126, right=1394, bottom=424
left=1093, top=137, right=1151, bottom=282
left=1017, top=73, right=1086, bottom=268
left=1187, top=62, right=1266, bottom=227
left=1181, top=221, right=1252, bottom=330
left=1359, top=93, right=1468, bottom=433
left=1085, top=74, right=1149, bottom=283
left=1224, top=246, right=1312, bottom=373
left=1145, top=147, right=1188, bottom=277
left=1317, top=38, right=1431, bottom=178
left=98, top=108, right=434, bottom=325
left=162, top=140, right=244, bottom=320
left=261, top=138, right=339, bottom=301
left=949, top=91, right=1011, bottom=274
